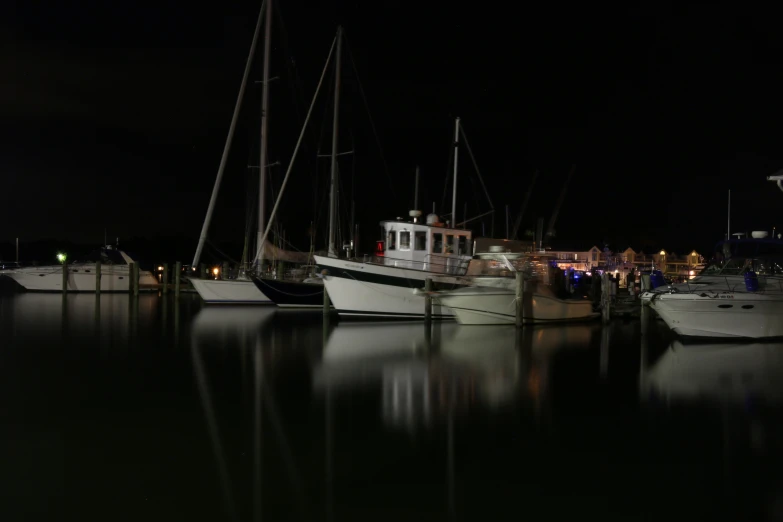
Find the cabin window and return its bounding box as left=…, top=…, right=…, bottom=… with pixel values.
left=458, top=236, right=469, bottom=255
left=432, top=233, right=443, bottom=253
left=399, top=231, right=411, bottom=250
left=387, top=230, right=396, bottom=250
left=445, top=234, right=454, bottom=254
left=414, top=231, right=427, bottom=250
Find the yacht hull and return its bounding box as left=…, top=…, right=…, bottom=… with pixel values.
left=650, top=293, right=783, bottom=338
left=434, top=286, right=598, bottom=325
left=4, top=266, right=157, bottom=292
left=190, top=278, right=273, bottom=305
left=313, top=256, right=463, bottom=319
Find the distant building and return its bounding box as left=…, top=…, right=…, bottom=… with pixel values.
left=543, top=242, right=704, bottom=284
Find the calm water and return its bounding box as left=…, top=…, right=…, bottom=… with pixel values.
left=1, top=287, right=783, bottom=521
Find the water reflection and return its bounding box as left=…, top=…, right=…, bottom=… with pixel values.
left=642, top=340, right=783, bottom=405
left=316, top=322, right=598, bottom=431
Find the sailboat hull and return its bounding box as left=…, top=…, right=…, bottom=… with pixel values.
left=190, top=277, right=273, bottom=305
left=251, top=277, right=326, bottom=308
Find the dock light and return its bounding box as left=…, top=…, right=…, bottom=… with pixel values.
left=56, top=253, right=66, bottom=263
left=689, top=270, right=695, bottom=276
left=157, top=265, right=164, bottom=271
left=212, top=267, right=219, bottom=277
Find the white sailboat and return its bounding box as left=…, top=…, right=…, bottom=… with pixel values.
left=189, top=0, right=273, bottom=305
left=2, top=246, right=157, bottom=292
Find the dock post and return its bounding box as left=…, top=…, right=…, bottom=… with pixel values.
left=174, top=261, right=181, bottom=297
left=128, top=262, right=134, bottom=294
left=222, top=261, right=229, bottom=280
left=133, top=263, right=139, bottom=297
left=62, top=263, right=68, bottom=293
left=601, top=272, right=611, bottom=323
left=200, top=263, right=207, bottom=279
left=424, top=278, right=433, bottom=323
left=323, top=285, right=331, bottom=316
left=515, top=271, right=524, bottom=328
left=95, top=261, right=101, bottom=295
left=162, top=263, right=169, bottom=295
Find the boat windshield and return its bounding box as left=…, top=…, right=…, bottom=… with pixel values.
left=78, top=249, right=128, bottom=265
left=699, top=254, right=783, bottom=276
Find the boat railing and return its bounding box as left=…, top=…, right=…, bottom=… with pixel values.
left=677, top=274, right=783, bottom=294
left=360, top=254, right=471, bottom=276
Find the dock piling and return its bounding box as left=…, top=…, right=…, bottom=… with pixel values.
left=133, top=263, right=139, bottom=297
left=96, top=261, right=101, bottom=294
left=515, top=271, right=524, bottom=328
left=62, top=263, right=68, bottom=294
left=323, top=285, right=331, bottom=316
left=174, top=261, right=181, bottom=296
left=162, top=263, right=169, bottom=295
left=424, top=278, right=433, bottom=323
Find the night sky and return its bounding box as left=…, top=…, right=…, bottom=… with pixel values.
left=4, top=1, right=782, bottom=260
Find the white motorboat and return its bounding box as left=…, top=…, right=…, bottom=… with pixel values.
left=647, top=234, right=783, bottom=338
left=1, top=246, right=157, bottom=292
left=430, top=251, right=598, bottom=325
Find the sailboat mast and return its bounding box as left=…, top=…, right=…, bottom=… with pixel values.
left=450, top=117, right=460, bottom=227
left=192, top=1, right=266, bottom=268
left=256, top=0, right=273, bottom=268
left=327, top=26, right=343, bottom=258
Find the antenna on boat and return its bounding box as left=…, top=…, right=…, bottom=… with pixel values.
left=414, top=165, right=420, bottom=212
left=727, top=189, right=731, bottom=240
left=451, top=117, right=460, bottom=230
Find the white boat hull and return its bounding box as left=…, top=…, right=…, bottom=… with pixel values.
left=190, top=278, right=273, bottom=305
left=434, top=286, right=598, bottom=325
left=4, top=266, right=157, bottom=292
left=313, top=256, right=459, bottom=319
left=650, top=292, right=783, bottom=338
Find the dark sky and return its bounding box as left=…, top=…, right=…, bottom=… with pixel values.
left=4, top=1, right=782, bottom=258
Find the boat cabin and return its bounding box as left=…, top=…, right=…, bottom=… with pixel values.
left=376, top=211, right=473, bottom=274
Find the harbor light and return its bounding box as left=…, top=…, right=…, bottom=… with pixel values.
left=157, top=265, right=164, bottom=271
left=212, top=267, right=220, bottom=277
left=56, top=253, right=66, bottom=263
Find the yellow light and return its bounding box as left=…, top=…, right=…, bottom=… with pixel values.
left=212, top=267, right=219, bottom=276
left=157, top=265, right=164, bottom=271
left=56, top=253, right=66, bottom=263
left=689, top=270, right=695, bottom=276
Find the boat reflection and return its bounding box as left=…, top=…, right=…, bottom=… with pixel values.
left=190, top=306, right=277, bottom=342
left=315, top=322, right=597, bottom=431
left=0, top=292, right=159, bottom=340
left=642, top=340, right=783, bottom=405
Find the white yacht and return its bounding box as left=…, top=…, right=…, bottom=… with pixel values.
left=647, top=233, right=783, bottom=338
left=314, top=211, right=473, bottom=319
left=429, top=250, right=598, bottom=325
left=1, top=246, right=157, bottom=292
